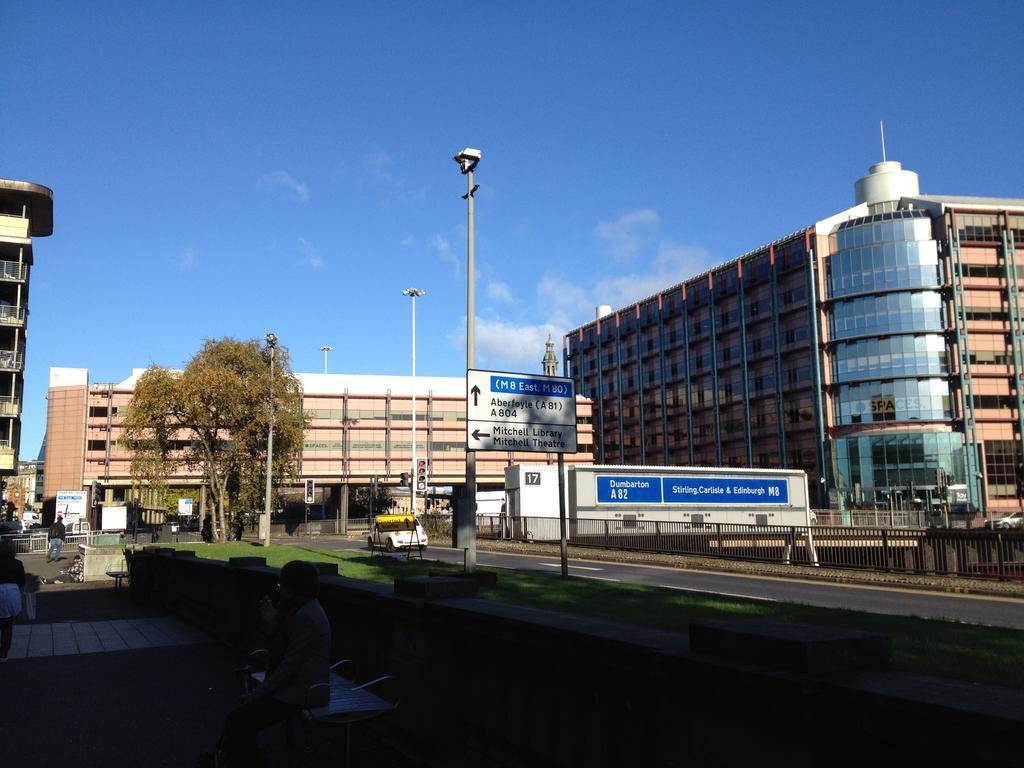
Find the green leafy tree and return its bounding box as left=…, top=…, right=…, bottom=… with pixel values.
left=122, top=338, right=307, bottom=541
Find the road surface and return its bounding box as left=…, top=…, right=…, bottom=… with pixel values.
left=299, top=538, right=1024, bottom=630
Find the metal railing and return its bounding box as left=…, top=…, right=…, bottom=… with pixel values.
left=0, top=305, right=25, bottom=324
left=0, top=261, right=27, bottom=282
left=0, top=395, right=20, bottom=416
left=0, top=350, right=22, bottom=371
left=0, top=530, right=123, bottom=554
left=477, top=515, right=1024, bottom=580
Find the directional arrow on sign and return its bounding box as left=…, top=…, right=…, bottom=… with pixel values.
left=471, top=429, right=490, bottom=441
left=470, top=385, right=481, bottom=407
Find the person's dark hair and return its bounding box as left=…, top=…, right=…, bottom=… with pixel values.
left=279, top=560, right=319, bottom=601
left=0, top=541, right=15, bottom=559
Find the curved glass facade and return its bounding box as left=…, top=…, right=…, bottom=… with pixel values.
left=832, top=334, right=948, bottom=382
left=834, top=378, right=952, bottom=424
left=833, top=431, right=965, bottom=489
left=831, top=291, right=944, bottom=340
left=827, top=209, right=958, bottom=493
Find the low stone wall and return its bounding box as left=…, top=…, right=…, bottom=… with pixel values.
left=127, top=548, right=1024, bottom=767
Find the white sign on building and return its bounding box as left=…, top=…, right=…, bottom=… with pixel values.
left=56, top=490, right=88, bottom=527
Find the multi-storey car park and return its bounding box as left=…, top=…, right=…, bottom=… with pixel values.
left=0, top=179, right=51, bottom=479
left=42, top=369, right=594, bottom=519
left=565, top=160, right=1024, bottom=521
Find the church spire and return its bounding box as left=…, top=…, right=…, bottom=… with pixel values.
left=542, top=334, right=559, bottom=376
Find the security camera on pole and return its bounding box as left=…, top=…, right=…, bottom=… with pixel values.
left=453, top=147, right=481, bottom=572
left=403, top=287, right=425, bottom=513
left=261, top=332, right=277, bottom=547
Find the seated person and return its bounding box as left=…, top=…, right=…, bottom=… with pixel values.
left=212, top=560, right=331, bottom=767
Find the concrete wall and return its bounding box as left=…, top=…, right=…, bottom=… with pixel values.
left=127, top=550, right=1024, bottom=767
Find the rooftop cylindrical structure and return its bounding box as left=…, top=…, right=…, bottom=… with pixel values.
left=854, top=161, right=920, bottom=207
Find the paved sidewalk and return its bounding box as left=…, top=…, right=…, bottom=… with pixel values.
left=3, top=555, right=408, bottom=767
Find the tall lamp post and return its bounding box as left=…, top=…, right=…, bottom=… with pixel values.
left=402, top=288, right=425, bottom=512
left=261, top=332, right=278, bottom=547
left=320, top=345, right=333, bottom=374
left=454, top=147, right=481, bottom=572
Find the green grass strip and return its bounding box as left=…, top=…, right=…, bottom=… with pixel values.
left=167, top=541, right=1024, bottom=690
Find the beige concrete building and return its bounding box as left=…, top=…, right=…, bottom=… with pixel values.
left=0, top=179, right=52, bottom=475
left=42, top=367, right=594, bottom=515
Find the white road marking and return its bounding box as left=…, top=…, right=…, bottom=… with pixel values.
left=656, top=584, right=778, bottom=602
left=538, top=562, right=604, bottom=571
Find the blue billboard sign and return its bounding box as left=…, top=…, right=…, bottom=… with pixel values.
left=596, top=475, right=790, bottom=505
left=596, top=476, right=663, bottom=504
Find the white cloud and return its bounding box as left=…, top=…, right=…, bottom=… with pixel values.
left=486, top=281, right=513, bottom=303
left=365, top=149, right=428, bottom=205
left=178, top=246, right=197, bottom=270
left=432, top=233, right=462, bottom=277
left=298, top=238, right=324, bottom=270
left=448, top=316, right=562, bottom=372
left=595, top=209, right=660, bottom=261
left=257, top=170, right=310, bottom=203
left=446, top=210, right=715, bottom=373
left=431, top=234, right=450, bottom=254
left=591, top=241, right=711, bottom=309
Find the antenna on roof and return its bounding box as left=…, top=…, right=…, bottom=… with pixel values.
left=879, top=120, right=887, bottom=162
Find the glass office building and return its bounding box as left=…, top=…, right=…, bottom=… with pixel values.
left=566, top=161, right=1024, bottom=518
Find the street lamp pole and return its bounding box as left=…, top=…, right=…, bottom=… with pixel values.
left=403, top=288, right=425, bottom=512
left=261, top=333, right=278, bottom=547
left=454, top=148, right=481, bottom=573
left=320, top=345, right=333, bottom=375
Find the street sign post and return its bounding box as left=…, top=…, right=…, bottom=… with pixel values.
left=466, top=369, right=577, bottom=576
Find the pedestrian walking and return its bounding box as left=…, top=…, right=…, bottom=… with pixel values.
left=201, top=515, right=213, bottom=543
left=0, top=541, right=25, bottom=661
left=47, top=516, right=66, bottom=562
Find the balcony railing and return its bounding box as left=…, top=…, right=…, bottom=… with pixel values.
left=0, top=396, right=20, bottom=417
left=0, top=306, right=25, bottom=325
left=0, top=261, right=27, bottom=282
left=0, top=351, right=23, bottom=371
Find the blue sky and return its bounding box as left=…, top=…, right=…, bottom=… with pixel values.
left=5, top=1, right=1023, bottom=457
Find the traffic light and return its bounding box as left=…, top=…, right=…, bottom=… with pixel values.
left=91, top=480, right=104, bottom=508
left=1016, top=463, right=1024, bottom=498
left=416, top=457, right=429, bottom=492
left=304, top=479, right=315, bottom=505
left=400, top=472, right=409, bottom=487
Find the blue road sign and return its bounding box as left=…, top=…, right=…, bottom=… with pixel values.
left=661, top=477, right=789, bottom=505
left=488, top=374, right=574, bottom=398
left=596, top=475, right=790, bottom=505
left=596, top=476, right=663, bottom=504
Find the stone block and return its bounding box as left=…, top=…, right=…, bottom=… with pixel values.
left=228, top=557, right=267, bottom=567
left=79, top=545, right=129, bottom=582
left=689, top=619, right=891, bottom=675
left=172, top=550, right=197, bottom=558
left=429, top=569, right=498, bottom=588
left=394, top=576, right=479, bottom=599
left=306, top=561, right=338, bottom=576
